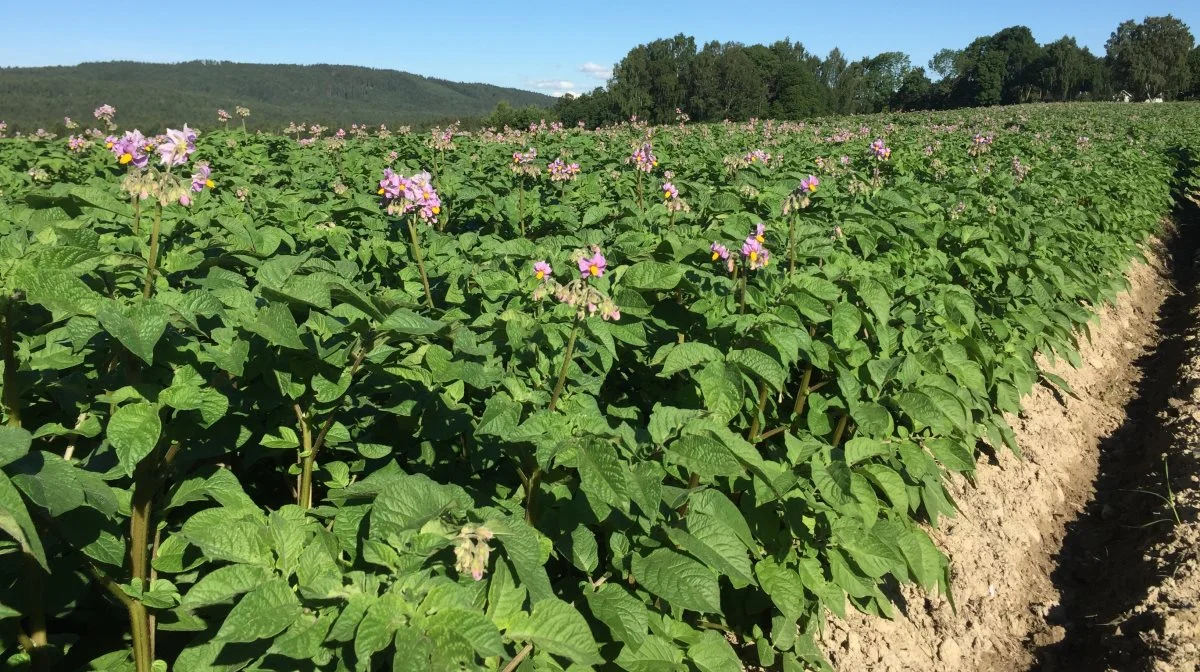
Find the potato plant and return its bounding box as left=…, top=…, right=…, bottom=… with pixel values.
left=0, top=104, right=1198, bottom=671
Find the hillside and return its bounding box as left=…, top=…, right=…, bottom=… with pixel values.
left=0, top=60, right=555, bottom=131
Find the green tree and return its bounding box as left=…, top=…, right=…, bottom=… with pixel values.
left=1106, top=15, right=1195, bottom=98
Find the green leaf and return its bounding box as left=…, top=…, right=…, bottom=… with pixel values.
left=97, top=300, right=168, bottom=365
left=426, top=608, right=504, bottom=658
left=726, top=348, right=786, bottom=391
left=585, top=584, right=648, bottom=649
left=107, top=402, right=161, bottom=477
left=622, top=260, right=684, bottom=290
left=370, top=473, right=468, bottom=537
left=667, top=517, right=753, bottom=588
left=831, top=303, right=863, bottom=350
left=754, top=558, right=807, bottom=621
left=182, top=564, right=272, bottom=609
left=665, top=435, right=744, bottom=479
left=380, top=308, right=444, bottom=335
left=565, top=438, right=630, bottom=514
left=689, top=630, right=742, bottom=672
left=487, top=516, right=552, bottom=603
left=632, top=549, right=722, bottom=614
left=506, top=598, right=602, bottom=665
left=214, top=577, right=301, bottom=643
left=659, top=342, right=723, bottom=377
left=0, top=427, right=32, bottom=467
left=693, top=361, right=743, bottom=424
left=0, top=470, right=47, bottom=570
left=245, top=302, right=305, bottom=350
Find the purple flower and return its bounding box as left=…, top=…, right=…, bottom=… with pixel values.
left=869, top=138, right=891, bottom=160
left=662, top=182, right=678, bottom=200
left=753, top=223, right=766, bottom=243
left=799, top=175, right=819, bottom=194
left=109, top=130, right=151, bottom=168
left=93, top=104, right=116, bottom=120
left=578, top=248, right=607, bottom=279
left=157, top=125, right=198, bottom=167
left=217, top=109, right=231, bottom=123
left=533, top=261, right=553, bottom=282
left=378, top=169, right=442, bottom=224
left=627, top=142, right=657, bottom=173
left=710, top=242, right=729, bottom=261
left=190, top=162, right=213, bottom=192
left=742, top=237, right=770, bottom=270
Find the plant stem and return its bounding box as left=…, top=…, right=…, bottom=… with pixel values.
left=503, top=644, right=534, bottom=672
left=524, top=468, right=542, bottom=524
left=748, top=381, right=769, bottom=441
left=128, top=448, right=159, bottom=672
left=788, top=214, right=797, bottom=275
left=831, top=413, right=850, bottom=448
left=132, top=195, right=141, bottom=236
left=407, top=219, right=434, bottom=309
left=517, top=181, right=526, bottom=237
left=142, top=202, right=163, bottom=299
left=24, top=555, right=47, bottom=672
left=295, top=404, right=314, bottom=509
left=2, top=299, right=20, bottom=428
left=738, top=273, right=748, bottom=315
left=636, top=171, right=644, bottom=212
left=549, top=318, right=581, bottom=412
left=791, top=365, right=813, bottom=418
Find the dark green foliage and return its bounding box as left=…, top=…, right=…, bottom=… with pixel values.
left=0, top=61, right=555, bottom=133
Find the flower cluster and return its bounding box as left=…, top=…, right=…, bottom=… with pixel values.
left=378, top=169, right=442, bottom=224
left=511, top=147, right=540, bottom=177
left=94, top=104, right=116, bottom=129
left=662, top=182, right=688, bottom=213
left=710, top=242, right=734, bottom=273
left=968, top=133, right=994, bottom=156
left=869, top=138, right=892, bottom=160
left=107, top=130, right=153, bottom=168
left=781, top=175, right=820, bottom=215
left=0, top=121, right=6, bottom=137
left=63, top=117, right=77, bottom=130
left=190, top=161, right=215, bottom=194
left=744, top=149, right=772, bottom=165
left=548, top=158, right=581, bottom=182
left=742, top=236, right=770, bottom=270
left=67, top=135, right=90, bottom=152
left=157, top=126, right=198, bottom=167
left=217, top=109, right=231, bottom=123
left=452, top=525, right=493, bottom=581
left=1012, top=156, right=1031, bottom=184
left=234, top=106, right=251, bottom=118
left=532, top=247, right=621, bottom=321
left=627, top=142, right=658, bottom=173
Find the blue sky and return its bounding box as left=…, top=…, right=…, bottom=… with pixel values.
left=1, top=0, right=1197, bottom=95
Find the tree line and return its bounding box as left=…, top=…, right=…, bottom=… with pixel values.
left=533, top=15, right=1199, bottom=128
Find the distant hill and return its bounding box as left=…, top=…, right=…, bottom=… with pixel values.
left=0, top=60, right=555, bottom=132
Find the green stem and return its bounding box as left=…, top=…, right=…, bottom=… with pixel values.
left=518, top=181, right=526, bottom=237
left=791, top=365, right=813, bottom=418
left=524, top=468, right=542, bottom=524
left=738, top=273, right=748, bottom=315
left=295, top=404, right=314, bottom=509
left=748, top=381, right=769, bottom=441
left=132, top=194, right=141, bottom=237
left=24, top=555, right=47, bottom=672
left=636, top=171, right=644, bottom=212
left=407, top=219, right=434, bottom=309
left=549, top=318, right=581, bottom=412
left=2, top=300, right=20, bottom=428
left=142, top=202, right=163, bottom=299
left=788, top=214, right=797, bottom=275
left=831, top=413, right=850, bottom=448
left=128, top=448, right=160, bottom=672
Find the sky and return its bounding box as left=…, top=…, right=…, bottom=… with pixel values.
left=1, top=0, right=1198, bottom=96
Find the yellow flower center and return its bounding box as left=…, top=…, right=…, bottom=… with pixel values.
left=755, top=234, right=764, bottom=243
left=205, top=179, right=215, bottom=189
left=589, top=264, right=599, bottom=276
left=750, top=251, right=758, bottom=262
left=711, top=252, right=720, bottom=261
left=119, top=153, right=132, bottom=165
left=105, top=141, right=114, bottom=149
left=431, top=206, right=440, bottom=214
left=536, top=270, right=545, bottom=280
left=377, top=188, right=385, bottom=195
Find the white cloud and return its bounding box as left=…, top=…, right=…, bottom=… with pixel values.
left=550, top=91, right=580, bottom=98
left=530, top=79, right=576, bottom=91
left=579, top=62, right=612, bottom=80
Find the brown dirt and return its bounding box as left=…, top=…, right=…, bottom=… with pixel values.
left=820, top=237, right=1176, bottom=672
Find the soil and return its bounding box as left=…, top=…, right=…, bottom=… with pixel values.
left=819, top=193, right=1200, bottom=672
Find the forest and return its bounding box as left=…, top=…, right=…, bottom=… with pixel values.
left=539, top=15, right=1200, bottom=128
